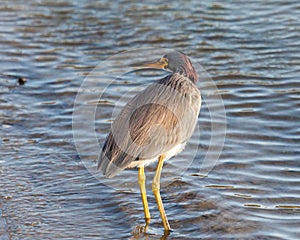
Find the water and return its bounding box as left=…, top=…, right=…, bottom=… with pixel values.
left=1, top=0, right=300, bottom=239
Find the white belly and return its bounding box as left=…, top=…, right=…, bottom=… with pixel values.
left=127, top=143, right=186, bottom=168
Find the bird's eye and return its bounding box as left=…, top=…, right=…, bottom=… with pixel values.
left=160, top=57, right=168, bottom=68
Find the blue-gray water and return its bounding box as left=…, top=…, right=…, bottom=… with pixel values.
left=1, top=1, right=300, bottom=239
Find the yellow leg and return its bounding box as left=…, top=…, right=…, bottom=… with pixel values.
left=152, top=155, right=171, bottom=231
left=138, top=166, right=151, bottom=226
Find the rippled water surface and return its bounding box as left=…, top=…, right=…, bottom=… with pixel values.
left=1, top=1, right=300, bottom=239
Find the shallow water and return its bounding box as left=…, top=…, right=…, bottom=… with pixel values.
left=1, top=1, right=300, bottom=239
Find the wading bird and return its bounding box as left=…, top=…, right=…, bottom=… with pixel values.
left=97, top=51, right=201, bottom=232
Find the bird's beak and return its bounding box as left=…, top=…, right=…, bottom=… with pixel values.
left=130, top=57, right=168, bottom=69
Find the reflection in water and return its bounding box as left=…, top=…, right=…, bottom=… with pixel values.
left=1, top=0, right=300, bottom=239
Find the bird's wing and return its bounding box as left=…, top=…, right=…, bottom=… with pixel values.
left=98, top=74, right=201, bottom=177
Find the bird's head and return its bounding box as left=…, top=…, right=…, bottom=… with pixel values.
left=132, top=51, right=198, bottom=82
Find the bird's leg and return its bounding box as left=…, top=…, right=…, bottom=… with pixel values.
left=138, top=166, right=151, bottom=228
left=152, top=155, right=171, bottom=232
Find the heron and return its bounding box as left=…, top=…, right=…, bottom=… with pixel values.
left=97, top=51, right=201, bottom=232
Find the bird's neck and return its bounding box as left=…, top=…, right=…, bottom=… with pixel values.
left=176, top=66, right=198, bottom=83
